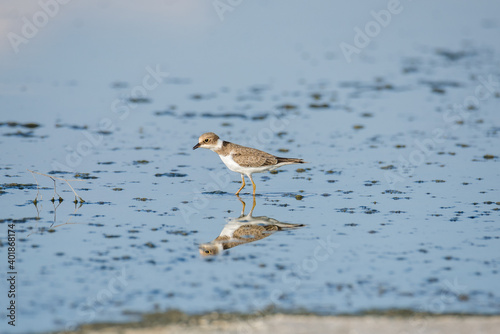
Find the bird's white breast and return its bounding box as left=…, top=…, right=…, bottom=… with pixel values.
left=219, top=154, right=278, bottom=175
left=219, top=154, right=246, bottom=173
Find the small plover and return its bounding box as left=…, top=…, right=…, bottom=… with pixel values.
left=193, top=132, right=306, bottom=195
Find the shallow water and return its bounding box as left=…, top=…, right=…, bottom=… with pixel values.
left=1, top=1, right=500, bottom=333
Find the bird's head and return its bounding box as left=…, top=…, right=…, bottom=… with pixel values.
left=193, top=132, right=220, bottom=151
left=198, top=243, right=220, bottom=256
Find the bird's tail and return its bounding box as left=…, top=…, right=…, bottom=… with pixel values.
left=276, top=157, right=307, bottom=164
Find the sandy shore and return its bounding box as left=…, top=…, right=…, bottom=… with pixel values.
left=66, top=314, right=500, bottom=334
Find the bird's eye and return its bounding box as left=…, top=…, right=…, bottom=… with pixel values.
left=204, top=139, right=209, bottom=143
left=205, top=250, right=210, bottom=254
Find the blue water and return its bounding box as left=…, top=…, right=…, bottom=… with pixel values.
left=1, top=1, right=500, bottom=333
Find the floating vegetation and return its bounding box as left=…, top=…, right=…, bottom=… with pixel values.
left=74, top=172, right=98, bottom=179
left=55, top=123, right=88, bottom=130
left=309, top=103, right=330, bottom=109
left=167, top=230, right=198, bottom=236
left=3, top=130, right=36, bottom=138
left=380, top=165, right=396, bottom=170
left=277, top=104, right=298, bottom=110
left=0, top=183, right=37, bottom=190
left=382, top=190, right=404, bottom=194
left=201, top=190, right=228, bottom=195
left=155, top=172, right=187, bottom=177
left=201, top=112, right=247, bottom=119
left=0, top=121, right=41, bottom=128
left=134, top=197, right=154, bottom=201
left=154, top=110, right=176, bottom=116
left=435, top=48, right=472, bottom=61
left=133, top=160, right=150, bottom=165
left=104, top=234, right=121, bottom=238
left=128, top=97, right=151, bottom=103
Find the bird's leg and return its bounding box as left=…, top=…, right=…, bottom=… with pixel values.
left=235, top=174, right=246, bottom=195
left=249, top=174, right=256, bottom=195
left=236, top=194, right=246, bottom=215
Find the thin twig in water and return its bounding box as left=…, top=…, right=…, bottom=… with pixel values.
left=27, top=169, right=85, bottom=203
left=30, top=169, right=42, bottom=204
left=50, top=178, right=63, bottom=202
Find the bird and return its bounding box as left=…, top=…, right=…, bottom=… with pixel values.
left=199, top=196, right=305, bottom=256
left=192, top=132, right=306, bottom=195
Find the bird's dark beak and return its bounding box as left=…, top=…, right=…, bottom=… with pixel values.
left=193, top=143, right=201, bottom=150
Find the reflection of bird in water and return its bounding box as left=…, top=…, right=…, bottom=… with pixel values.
left=199, top=196, right=305, bottom=256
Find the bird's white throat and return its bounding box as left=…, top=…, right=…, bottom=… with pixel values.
left=210, top=139, right=224, bottom=151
